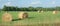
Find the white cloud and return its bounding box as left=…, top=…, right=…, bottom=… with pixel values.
left=52, top=1, right=55, bottom=4
left=26, top=1, right=42, bottom=7
left=5, top=2, right=12, bottom=6
left=30, top=1, right=42, bottom=5
left=29, top=1, right=42, bottom=6
left=49, top=1, right=56, bottom=4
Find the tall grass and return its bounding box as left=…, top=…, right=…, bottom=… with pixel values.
left=0, top=11, right=60, bottom=26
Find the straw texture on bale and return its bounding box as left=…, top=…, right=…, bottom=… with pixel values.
left=53, top=11, right=57, bottom=14
left=2, top=12, right=12, bottom=22
left=18, top=12, right=28, bottom=19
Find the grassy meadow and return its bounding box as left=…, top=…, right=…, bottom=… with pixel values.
left=0, top=11, right=60, bottom=26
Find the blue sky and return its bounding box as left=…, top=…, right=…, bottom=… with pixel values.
left=0, top=0, right=60, bottom=8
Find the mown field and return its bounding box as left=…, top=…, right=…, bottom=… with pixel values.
left=0, top=11, right=60, bottom=26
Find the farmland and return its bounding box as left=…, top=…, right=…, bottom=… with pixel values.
left=0, top=11, right=60, bottom=26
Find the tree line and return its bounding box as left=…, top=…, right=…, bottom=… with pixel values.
left=1, top=5, right=60, bottom=11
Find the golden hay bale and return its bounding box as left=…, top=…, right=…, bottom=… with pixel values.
left=37, top=10, right=41, bottom=13
left=18, top=12, right=28, bottom=19
left=53, top=11, right=57, bottom=14
left=2, top=12, right=12, bottom=22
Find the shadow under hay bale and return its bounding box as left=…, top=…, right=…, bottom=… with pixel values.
left=18, top=12, right=28, bottom=19
left=12, top=17, right=34, bottom=21
left=12, top=18, right=21, bottom=21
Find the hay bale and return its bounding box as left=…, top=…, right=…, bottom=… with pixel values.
left=18, top=12, right=28, bottom=19
left=37, top=10, right=41, bottom=13
left=2, top=12, right=12, bottom=22
left=53, top=11, right=57, bottom=14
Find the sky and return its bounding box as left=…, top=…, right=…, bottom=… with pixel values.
left=0, top=0, right=60, bottom=8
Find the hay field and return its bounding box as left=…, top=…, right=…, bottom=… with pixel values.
left=0, top=11, right=60, bottom=26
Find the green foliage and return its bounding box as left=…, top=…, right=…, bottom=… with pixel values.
left=2, top=5, right=60, bottom=11
left=0, top=11, right=60, bottom=25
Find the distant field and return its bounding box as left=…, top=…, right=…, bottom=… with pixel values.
left=0, top=11, right=60, bottom=26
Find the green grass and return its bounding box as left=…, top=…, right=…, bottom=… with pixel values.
left=0, top=11, right=60, bottom=26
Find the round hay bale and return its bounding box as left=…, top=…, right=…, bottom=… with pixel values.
left=18, top=12, right=28, bottom=19
left=37, top=10, right=41, bottom=13
left=2, top=12, right=12, bottom=22
left=53, top=11, right=57, bottom=14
